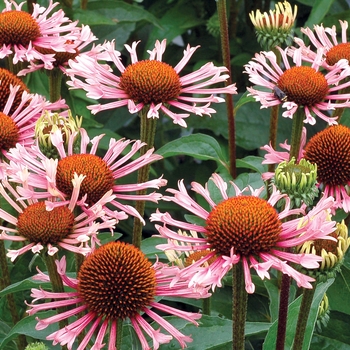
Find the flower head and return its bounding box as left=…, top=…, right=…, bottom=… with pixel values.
left=273, top=157, right=318, bottom=208
left=18, top=25, right=98, bottom=75
left=249, top=1, right=297, bottom=50
left=0, top=0, right=80, bottom=67
left=27, top=241, right=209, bottom=350
left=244, top=47, right=350, bottom=124
left=5, top=128, right=166, bottom=223
left=294, top=20, right=350, bottom=69
left=151, top=173, right=337, bottom=293
left=297, top=220, right=350, bottom=281
left=66, top=39, right=237, bottom=127
left=304, top=125, right=350, bottom=211
left=0, top=68, right=67, bottom=154
left=262, top=125, right=350, bottom=212
left=0, top=178, right=116, bottom=261
left=35, top=110, right=82, bottom=159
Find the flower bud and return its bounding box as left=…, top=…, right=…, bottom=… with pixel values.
left=249, top=1, right=297, bottom=50
left=273, top=158, right=318, bottom=208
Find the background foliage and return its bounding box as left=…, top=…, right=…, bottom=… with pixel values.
left=0, top=0, right=350, bottom=349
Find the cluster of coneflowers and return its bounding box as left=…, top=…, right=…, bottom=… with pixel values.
left=0, top=1, right=349, bottom=350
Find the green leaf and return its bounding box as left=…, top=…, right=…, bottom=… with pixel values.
left=327, top=267, right=350, bottom=315
left=150, top=315, right=270, bottom=350
left=0, top=312, right=60, bottom=350
left=140, top=237, right=168, bottom=261
left=75, top=1, right=160, bottom=25
left=263, top=279, right=335, bottom=350
left=304, top=0, right=336, bottom=28
left=234, top=91, right=256, bottom=113
left=0, top=279, right=52, bottom=298
left=146, top=3, right=204, bottom=50
left=156, top=133, right=228, bottom=169
left=236, top=156, right=267, bottom=174
left=311, top=310, right=350, bottom=348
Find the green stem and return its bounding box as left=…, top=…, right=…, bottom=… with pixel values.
left=292, top=286, right=316, bottom=350
left=48, top=68, right=63, bottom=103
left=43, top=252, right=68, bottom=334
left=202, top=297, right=211, bottom=316
left=116, top=319, right=123, bottom=349
left=59, top=0, right=73, bottom=8
left=80, top=0, right=88, bottom=9
left=0, top=241, right=27, bottom=350
left=217, top=0, right=236, bottom=179
left=289, top=108, right=304, bottom=161
left=267, top=49, right=281, bottom=184
left=276, top=273, right=291, bottom=350
left=232, top=262, right=247, bottom=350
left=132, top=108, right=157, bottom=248
left=26, top=0, right=35, bottom=14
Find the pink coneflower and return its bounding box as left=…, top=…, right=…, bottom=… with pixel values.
left=66, top=39, right=237, bottom=127
left=261, top=125, right=350, bottom=212
left=18, top=25, right=99, bottom=76
left=0, top=0, right=80, bottom=67
left=0, top=68, right=67, bottom=154
left=0, top=177, right=116, bottom=261
left=150, top=173, right=336, bottom=293
left=27, top=241, right=209, bottom=350
left=294, top=20, right=350, bottom=69
left=5, top=128, right=166, bottom=223
left=244, top=46, right=350, bottom=125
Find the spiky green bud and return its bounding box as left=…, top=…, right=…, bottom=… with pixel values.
left=273, top=158, right=318, bottom=208
left=249, top=1, right=297, bottom=50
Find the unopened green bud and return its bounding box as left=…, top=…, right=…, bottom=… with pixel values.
left=297, top=220, right=350, bottom=282
left=316, top=293, right=330, bottom=333
left=273, top=158, right=318, bottom=208
left=35, top=110, right=82, bottom=159
left=249, top=1, right=297, bottom=50
left=25, top=342, right=49, bottom=350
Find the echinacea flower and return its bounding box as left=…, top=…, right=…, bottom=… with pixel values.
left=18, top=25, right=98, bottom=76
left=5, top=128, right=166, bottom=223
left=164, top=229, right=216, bottom=269
left=0, top=68, right=67, bottom=155
left=249, top=0, right=297, bottom=50
left=294, top=20, right=350, bottom=69
left=297, top=220, right=350, bottom=281
left=304, top=125, right=350, bottom=211
left=151, top=173, right=337, bottom=293
left=244, top=46, right=350, bottom=124
left=0, top=0, right=80, bottom=67
left=0, top=178, right=116, bottom=261
left=27, top=241, right=209, bottom=350
left=66, top=39, right=237, bottom=127
left=262, top=125, right=350, bottom=212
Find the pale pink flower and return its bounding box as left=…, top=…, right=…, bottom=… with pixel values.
left=293, top=20, right=350, bottom=69
left=27, top=241, right=209, bottom=350
left=0, top=0, right=81, bottom=67
left=0, top=67, right=67, bottom=156
left=150, top=173, right=337, bottom=293
left=261, top=125, right=350, bottom=212
left=18, top=25, right=99, bottom=76
left=5, top=128, right=166, bottom=223
left=0, top=177, right=116, bottom=261
left=66, top=39, right=237, bottom=127
left=244, top=46, right=350, bottom=125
